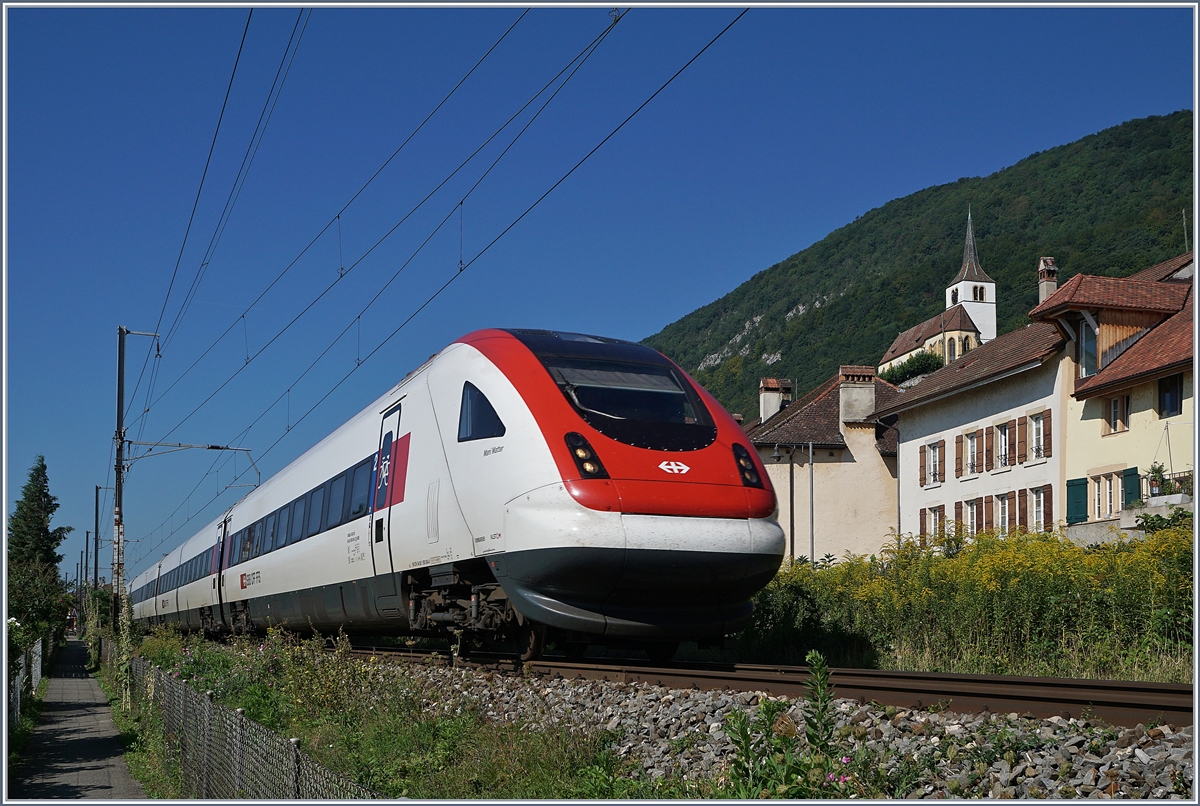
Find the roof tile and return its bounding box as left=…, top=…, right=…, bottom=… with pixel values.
left=1073, top=290, right=1193, bottom=399
left=1029, top=274, right=1190, bottom=319
left=880, top=304, right=978, bottom=364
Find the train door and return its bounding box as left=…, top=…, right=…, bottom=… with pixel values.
left=153, top=563, right=163, bottom=625
left=213, top=517, right=229, bottom=630
left=372, top=400, right=408, bottom=616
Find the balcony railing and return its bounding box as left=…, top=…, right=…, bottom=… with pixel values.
left=1029, top=443, right=1045, bottom=460
left=1142, top=470, right=1194, bottom=501
left=996, top=453, right=1010, bottom=468
left=965, top=461, right=979, bottom=474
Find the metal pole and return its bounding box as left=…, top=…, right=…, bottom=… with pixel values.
left=788, top=447, right=795, bottom=560
left=114, top=325, right=127, bottom=626
left=95, top=486, right=101, bottom=589
left=84, top=532, right=90, bottom=595
left=808, top=442, right=815, bottom=562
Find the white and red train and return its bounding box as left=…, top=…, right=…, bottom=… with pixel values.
left=130, top=329, right=785, bottom=659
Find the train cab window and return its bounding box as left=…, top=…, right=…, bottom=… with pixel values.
left=274, top=505, right=291, bottom=550
left=307, top=486, right=325, bottom=537
left=458, top=382, right=506, bottom=442
left=541, top=357, right=717, bottom=451
left=348, top=460, right=372, bottom=519
left=326, top=474, right=347, bottom=531
left=289, top=497, right=307, bottom=545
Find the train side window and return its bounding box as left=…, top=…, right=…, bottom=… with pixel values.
left=263, top=512, right=278, bottom=556
left=242, top=524, right=257, bottom=562
left=326, top=474, right=347, bottom=531
left=289, top=497, right=307, bottom=545
left=458, top=381, right=506, bottom=442
left=274, top=505, right=291, bottom=551
left=307, top=486, right=325, bottom=537
left=348, top=459, right=372, bottom=519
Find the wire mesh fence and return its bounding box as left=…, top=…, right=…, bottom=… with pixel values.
left=8, top=636, right=46, bottom=727
left=126, top=654, right=381, bottom=799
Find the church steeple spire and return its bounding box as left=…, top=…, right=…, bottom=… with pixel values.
left=951, top=208, right=994, bottom=284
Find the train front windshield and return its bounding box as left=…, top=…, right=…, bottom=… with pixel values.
left=546, top=361, right=702, bottom=424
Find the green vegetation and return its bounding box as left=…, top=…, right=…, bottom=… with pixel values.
left=7, top=455, right=72, bottom=691
left=878, top=349, right=943, bottom=386
left=735, top=526, right=1193, bottom=683
left=6, top=676, right=50, bottom=770
left=96, top=664, right=184, bottom=798
left=644, top=111, right=1193, bottom=415
left=126, top=629, right=703, bottom=799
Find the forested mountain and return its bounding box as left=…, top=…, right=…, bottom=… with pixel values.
left=644, top=111, right=1193, bottom=418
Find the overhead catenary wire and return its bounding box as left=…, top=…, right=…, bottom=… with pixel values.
left=132, top=8, right=746, bottom=569
left=137, top=10, right=618, bottom=448
left=133, top=9, right=312, bottom=448
left=124, top=9, right=529, bottom=438
left=128, top=9, right=255, bottom=412
left=133, top=11, right=622, bottom=564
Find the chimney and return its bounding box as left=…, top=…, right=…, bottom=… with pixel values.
left=838, top=365, right=877, bottom=423
left=1037, top=257, right=1058, bottom=303
left=758, top=378, right=793, bottom=422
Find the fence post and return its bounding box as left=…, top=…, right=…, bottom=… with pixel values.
left=235, top=708, right=244, bottom=797
left=203, top=691, right=213, bottom=799
left=290, top=737, right=302, bottom=799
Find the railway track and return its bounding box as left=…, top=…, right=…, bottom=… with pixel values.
left=346, top=644, right=1192, bottom=729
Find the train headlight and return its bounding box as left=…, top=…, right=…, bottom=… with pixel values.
left=732, top=443, right=764, bottom=488
left=566, top=432, right=609, bottom=479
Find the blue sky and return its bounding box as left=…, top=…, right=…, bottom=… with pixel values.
left=4, top=5, right=1194, bottom=583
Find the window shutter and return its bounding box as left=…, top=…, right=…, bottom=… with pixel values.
left=938, top=440, right=946, bottom=482
left=984, top=495, right=993, bottom=531
left=1017, top=416, right=1027, bottom=463
left=1042, top=410, right=1053, bottom=458
left=919, top=445, right=927, bottom=487
left=1123, top=467, right=1140, bottom=508
left=955, top=435, right=963, bottom=478
left=936, top=506, right=945, bottom=535
left=985, top=426, right=994, bottom=471
left=1018, top=488, right=1027, bottom=529
left=1066, top=478, right=1088, bottom=524
left=954, top=500, right=963, bottom=526
left=975, top=497, right=984, bottom=533
left=1043, top=483, right=1053, bottom=527
left=1007, top=419, right=1017, bottom=465
left=1007, top=490, right=1016, bottom=527
left=919, top=508, right=927, bottom=536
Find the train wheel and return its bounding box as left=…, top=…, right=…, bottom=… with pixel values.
left=516, top=623, right=546, bottom=662
left=645, top=641, right=679, bottom=664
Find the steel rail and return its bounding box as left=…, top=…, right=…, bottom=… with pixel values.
left=345, top=644, right=1192, bottom=729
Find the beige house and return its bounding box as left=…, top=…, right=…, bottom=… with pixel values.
left=1027, top=251, right=1194, bottom=542
left=746, top=367, right=900, bottom=561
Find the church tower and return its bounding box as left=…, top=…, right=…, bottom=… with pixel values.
left=944, top=210, right=996, bottom=343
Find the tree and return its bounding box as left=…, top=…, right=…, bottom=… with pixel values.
left=7, top=455, right=73, bottom=657
left=7, top=455, right=72, bottom=566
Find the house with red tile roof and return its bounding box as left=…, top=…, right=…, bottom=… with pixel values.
left=875, top=249, right=1193, bottom=543
left=1029, top=251, right=1193, bottom=541
left=745, top=366, right=901, bottom=561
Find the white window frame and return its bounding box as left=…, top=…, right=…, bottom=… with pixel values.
left=997, top=494, right=1009, bottom=536
left=1110, top=398, right=1121, bottom=432
left=929, top=506, right=941, bottom=536
left=927, top=442, right=940, bottom=481
left=996, top=424, right=1009, bottom=468
left=1106, top=475, right=1114, bottom=518
left=965, top=500, right=977, bottom=535
left=966, top=432, right=978, bottom=475
left=1031, top=414, right=1044, bottom=459
left=1033, top=488, right=1044, bottom=532
left=1094, top=477, right=1102, bottom=520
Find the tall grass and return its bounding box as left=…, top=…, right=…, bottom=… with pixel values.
left=133, top=628, right=699, bottom=798
left=737, top=526, right=1192, bottom=682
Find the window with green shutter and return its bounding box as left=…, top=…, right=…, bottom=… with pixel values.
left=1123, top=467, right=1140, bottom=508
left=1066, top=477, right=1089, bottom=524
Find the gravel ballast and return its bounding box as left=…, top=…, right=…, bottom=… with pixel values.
left=396, top=661, right=1193, bottom=799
